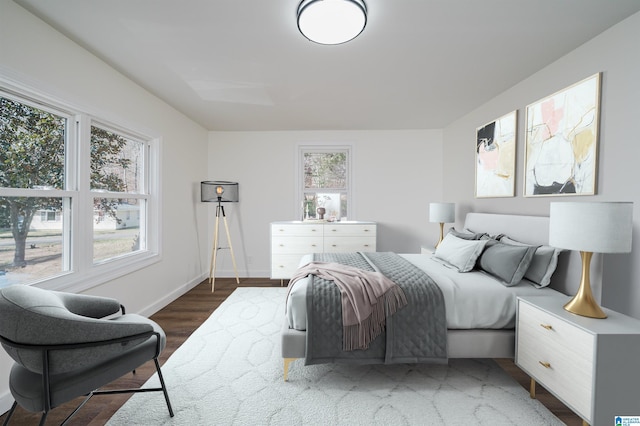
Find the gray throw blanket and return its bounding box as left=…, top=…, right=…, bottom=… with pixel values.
left=289, top=261, right=407, bottom=351
left=303, top=252, right=447, bottom=366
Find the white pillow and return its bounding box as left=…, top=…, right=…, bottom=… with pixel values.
left=434, top=233, right=489, bottom=272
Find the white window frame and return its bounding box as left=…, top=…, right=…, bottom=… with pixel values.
left=296, top=143, right=353, bottom=221
left=0, top=78, right=161, bottom=293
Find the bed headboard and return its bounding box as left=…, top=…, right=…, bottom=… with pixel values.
left=463, top=212, right=602, bottom=300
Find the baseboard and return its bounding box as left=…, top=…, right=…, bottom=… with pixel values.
left=137, top=273, right=208, bottom=317
left=0, top=390, right=13, bottom=417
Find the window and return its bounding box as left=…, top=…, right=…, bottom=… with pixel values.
left=90, top=125, right=148, bottom=263
left=298, top=146, right=351, bottom=221
left=0, top=84, right=158, bottom=290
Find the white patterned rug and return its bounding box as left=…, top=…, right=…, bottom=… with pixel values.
left=107, top=287, right=562, bottom=425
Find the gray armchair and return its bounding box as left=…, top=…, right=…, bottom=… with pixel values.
left=0, top=285, right=173, bottom=425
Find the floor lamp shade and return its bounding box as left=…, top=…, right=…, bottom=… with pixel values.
left=201, top=181, right=239, bottom=203
left=549, top=201, right=633, bottom=318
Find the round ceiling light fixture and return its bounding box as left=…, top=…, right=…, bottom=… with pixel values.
left=297, top=0, right=367, bottom=45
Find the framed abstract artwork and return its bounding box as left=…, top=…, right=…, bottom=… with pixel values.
left=524, top=73, right=601, bottom=196
left=475, top=110, right=517, bottom=198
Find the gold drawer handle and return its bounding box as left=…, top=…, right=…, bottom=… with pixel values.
left=540, top=324, right=553, bottom=331
left=332, top=244, right=337, bottom=247
left=538, top=361, right=551, bottom=369
left=364, top=229, right=370, bottom=232
left=363, top=244, right=370, bottom=247
left=331, top=229, right=337, bottom=232
left=311, top=244, right=317, bottom=247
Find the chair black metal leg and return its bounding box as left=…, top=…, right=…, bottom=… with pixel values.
left=60, top=392, right=94, bottom=426
left=38, top=411, right=48, bottom=426
left=2, top=401, right=17, bottom=426
left=154, top=358, right=174, bottom=417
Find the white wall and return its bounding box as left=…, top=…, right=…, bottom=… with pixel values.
left=442, top=11, right=640, bottom=319
left=0, top=0, right=210, bottom=412
left=207, top=130, right=444, bottom=277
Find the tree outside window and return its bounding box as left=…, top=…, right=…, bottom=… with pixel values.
left=300, top=148, right=350, bottom=221
left=0, top=92, right=155, bottom=288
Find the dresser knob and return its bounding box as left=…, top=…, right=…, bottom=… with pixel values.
left=538, top=361, right=551, bottom=369
left=540, top=324, right=553, bottom=331
left=332, top=244, right=337, bottom=247
left=363, top=244, right=369, bottom=247
left=364, top=229, right=370, bottom=232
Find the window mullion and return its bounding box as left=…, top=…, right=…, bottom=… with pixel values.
left=76, top=115, right=93, bottom=272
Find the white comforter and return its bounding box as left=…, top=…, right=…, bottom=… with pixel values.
left=286, top=253, right=558, bottom=330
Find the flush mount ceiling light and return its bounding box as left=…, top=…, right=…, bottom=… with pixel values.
left=297, top=0, right=367, bottom=45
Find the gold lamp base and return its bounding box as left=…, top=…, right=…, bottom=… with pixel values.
left=563, top=251, right=607, bottom=319
left=435, top=222, right=445, bottom=248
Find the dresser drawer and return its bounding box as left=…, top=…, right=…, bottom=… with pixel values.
left=324, top=224, right=376, bottom=237
left=517, top=301, right=595, bottom=420
left=271, top=255, right=305, bottom=279
left=271, top=236, right=323, bottom=254
left=271, top=224, right=323, bottom=236
left=324, top=236, right=376, bottom=252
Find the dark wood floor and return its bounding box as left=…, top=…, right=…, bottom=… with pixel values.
left=1, top=278, right=582, bottom=425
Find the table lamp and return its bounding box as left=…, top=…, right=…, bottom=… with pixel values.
left=549, top=201, right=633, bottom=319
left=429, top=202, right=455, bottom=248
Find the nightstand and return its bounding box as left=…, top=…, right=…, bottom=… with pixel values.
left=420, top=245, right=434, bottom=255
left=516, top=295, right=640, bottom=426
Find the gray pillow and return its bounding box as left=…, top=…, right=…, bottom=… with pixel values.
left=499, top=236, right=563, bottom=288
left=477, top=240, right=538, bottom=286
left=434, top=233, right=489, bottom=272
left=448, top=228, right=486, bottom=240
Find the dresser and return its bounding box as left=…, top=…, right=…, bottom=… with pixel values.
left=270, top=221, right=376, bottom=280
left=516, top=295, right=640, bottom=426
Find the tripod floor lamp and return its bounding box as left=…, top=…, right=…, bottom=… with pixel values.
left=201, top=181, right=240, bottom=292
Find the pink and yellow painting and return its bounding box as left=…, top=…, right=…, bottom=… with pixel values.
left=524, top=73, right=600, bottom=196
left=475, top=110, right=517, bottom=198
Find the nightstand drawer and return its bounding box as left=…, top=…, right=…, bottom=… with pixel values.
left=517, top=301, right=594, bottom=420
left=271, top=236, right=323, bottom=254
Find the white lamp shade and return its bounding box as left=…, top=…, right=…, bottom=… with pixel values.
left=549, top=202, right=633, bottom=253
left=297, top=0, right=367, bottom=45
left=429, top=203, right=455, bottom=224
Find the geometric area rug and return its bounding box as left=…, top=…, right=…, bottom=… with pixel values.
left=107, top=287, right=562, bottom=425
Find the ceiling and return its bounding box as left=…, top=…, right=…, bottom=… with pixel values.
left=14, top=0, right=640, bottom=131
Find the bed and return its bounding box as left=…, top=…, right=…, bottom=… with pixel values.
left=280, top=212, right=603, bottom=380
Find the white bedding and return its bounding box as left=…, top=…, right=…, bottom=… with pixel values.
left=286, top=253, right=559, bottom=331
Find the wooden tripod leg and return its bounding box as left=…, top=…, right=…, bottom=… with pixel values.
left=210, top=213, right=220, bottom=292
left=222, top=215, right=239, bottom=284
